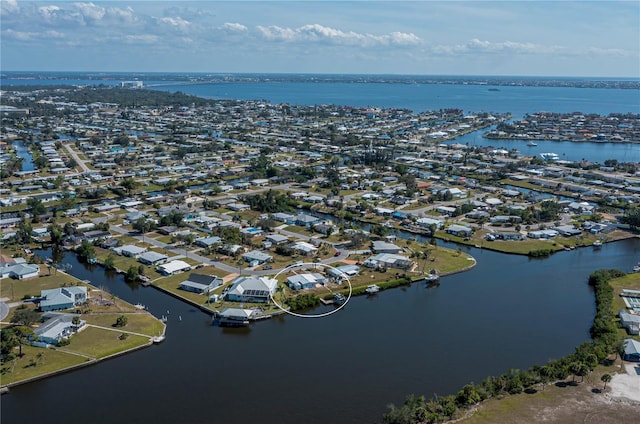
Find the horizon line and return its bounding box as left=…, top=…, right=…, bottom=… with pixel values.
left=1, top=70, right=639, bottom=80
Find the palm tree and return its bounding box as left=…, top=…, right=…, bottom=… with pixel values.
left=601, top=373, right=612, bottom=391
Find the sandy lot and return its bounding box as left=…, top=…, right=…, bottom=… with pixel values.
left=609, top=363, right=640, bottom=403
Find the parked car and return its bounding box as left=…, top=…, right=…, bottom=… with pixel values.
left=334, top=250, right=341, bottom=257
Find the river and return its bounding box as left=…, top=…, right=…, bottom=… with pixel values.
left=3, top=239, right=639, bottom=424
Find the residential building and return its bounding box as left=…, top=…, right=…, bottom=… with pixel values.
left=156, top=260, right=191, bottom=276
left=40, top=286, right=88, bottom=312
left=179, top=273, right=223, bottom=294
left=225, top=276, right=277, bottom=303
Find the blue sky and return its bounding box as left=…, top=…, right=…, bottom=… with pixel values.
left=1, top=1, right=638, bottom=77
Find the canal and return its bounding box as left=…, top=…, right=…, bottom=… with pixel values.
left=12, top=140, right=35, bottom=172
left=2, top=239, right=639, bottom=424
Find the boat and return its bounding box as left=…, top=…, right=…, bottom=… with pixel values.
left=526, top=141, right=538, bottom=146
left=134, top=303, right=146, bottom=310
left=540, top=152, right=559, bottom=161
left=423, top=274, right=440, bottom=283
left=488, top=88, right=500, bottom=91
left=593, top=240, right=603, bottom=249
left=333, top=293, right=347, bottom=305
left=365, top=284, right=380, bottom=295
left=633, top=262, right=640, bottom=273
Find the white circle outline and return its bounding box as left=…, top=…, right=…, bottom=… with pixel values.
left=269, top=262, right=352, bottom=318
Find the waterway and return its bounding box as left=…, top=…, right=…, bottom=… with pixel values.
left=442, top=128, right=640, bottom=164
left=3, top=239, right=639, bottom=424
left=12, top=140, right=34, bottom=172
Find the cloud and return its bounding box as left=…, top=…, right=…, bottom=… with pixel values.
left=431, top=39, right=564, bottom=55
left=2, top=28, right=64, bottom=41
left=72, top=2, right=106, bottom=22
left=1, top=0, right=19, bottom=14
left=221, top=22, right=248, bottom=32
left=256, top=23, right=422, bottom=47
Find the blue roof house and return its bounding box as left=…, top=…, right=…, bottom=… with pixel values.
left=40, top=287, right=88, bottom=312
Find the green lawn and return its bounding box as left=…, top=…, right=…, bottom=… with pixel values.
left=83, top=313, right=165, bottom=337
left=1, top=273, right=88, bottom=303
left=0, top=344, right=89, bottom=386
left=61, top=326, right=150, bottom=359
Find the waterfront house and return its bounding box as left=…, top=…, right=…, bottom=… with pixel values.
left=446, top=224, right=474, bottom=238
left=40, top=286, right=88, bottom=312
left=120, top=244, right=147, bottom=258
left=156, top=260, right=191, bottom=276
left=225, top=276, right=277, bottom=303
left=326, top=265, right=360, bottom=279
left=364, top=253, right=413, bottom=270
left=33, top=313, right=86, bottom=346
left=0, top=263, right=40, bottom=280
left=287, top=273, right=327, bottom=290
left=179, top=273, right=223, bottom=294
left=295, top=213, right=320, bottom=227
left=138, top=251, right=168, bottom=266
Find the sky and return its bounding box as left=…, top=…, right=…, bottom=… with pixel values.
left=1, top=1, right=639, bottom=77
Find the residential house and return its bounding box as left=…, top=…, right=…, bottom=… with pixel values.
left=619, top=310, right=640, bottom=335
left=40, top=286, right=88, bottom=312
left=326, top=265, right=360, bottom=279
left=623, top=339, right=640, bottom=362
left=156, top=260, right=191, bottom=276
left=179, top=273, right=223, bottom=294
left=371, top=240, right=403, bottom=254
left=33, top=313, right=86, bottom=346
left=364, top=253, right=413, bottom=270
left=0, top=263, right=40, bottom=280
left=195, top=236, right=222, bottom=248
left=446, top=224, right=474, bottom=238
left=120, top=244, right=147, bottom=258
left=290, top=241, right=318, bottom=256
left=225, top=276, right=277, bottom=303
left=138, top=251, right=169, bottom=266
left=295, top=213, right=320, bottom=227
left=242, top=250, right=273, bottom=265
left=287, top=273, right=327, bottom=290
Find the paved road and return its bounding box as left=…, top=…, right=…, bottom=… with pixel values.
left=0, top=300, right=9, bottom=321
left=63, top=142, right=91, bottom=173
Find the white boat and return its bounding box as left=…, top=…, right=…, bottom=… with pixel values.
left=633, top=263, right=640, bottom=273
left=333, top=293, right=347, bottom=305
left=365, top=284, right=380, bottom=295
left=527, top=141, right=538, bottom=146
left=540, top=152, right=559, bottom=161
left=134, top=303, right=146, bottom=310
left=593, top=240, right=603, bottom=249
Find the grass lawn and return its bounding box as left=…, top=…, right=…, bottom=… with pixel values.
left=0, top=344, right=89, bottom=386
left=609, top=272, right=640, bottom=319
left=61, top=326, right=150, bottom=359
left=83, top=313, right=165, bottom=337
left=1, top=273, right=88, bottom=303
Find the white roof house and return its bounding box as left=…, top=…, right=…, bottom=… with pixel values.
left=287, top=273, right=327, bottom=290
left=226, top=276, right=277, bottom=303
left=364, top=253, right=413, bottom=270
left=156, top=260, right=191, bottom=276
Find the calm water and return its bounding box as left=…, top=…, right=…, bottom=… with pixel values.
left=12, top=140, right=34, bottom=172
left=443, top=129, right=640, bottom=163
left=3, top=239, right=639, bottom=424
